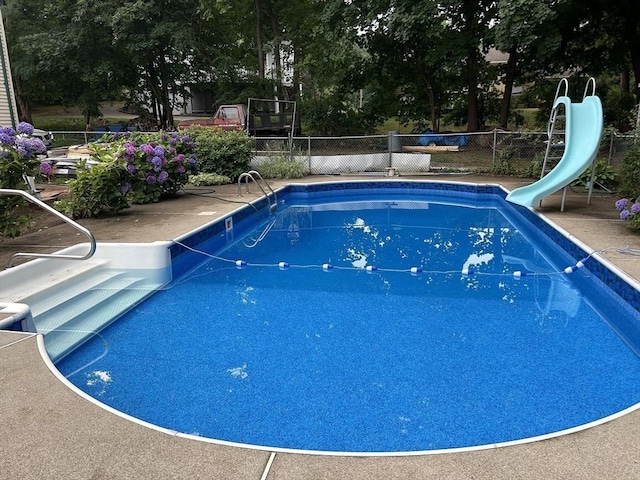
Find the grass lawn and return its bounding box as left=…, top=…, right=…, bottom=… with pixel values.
left=31, top=103, right=134, bottom=131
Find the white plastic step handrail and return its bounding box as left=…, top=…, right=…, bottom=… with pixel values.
left=0, top=189, right=96, bottom=267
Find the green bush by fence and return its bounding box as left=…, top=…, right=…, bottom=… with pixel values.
left=185, top=126, right=252, bottom=181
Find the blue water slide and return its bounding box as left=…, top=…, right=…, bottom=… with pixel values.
left=505, top=95, right=603, bottom=208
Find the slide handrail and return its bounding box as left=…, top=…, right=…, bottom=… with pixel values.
left=0, top=189, right=96, bottom=267
left=583, top=77, right=597, bottom=99
left=554, top=78, right=569, bottom=101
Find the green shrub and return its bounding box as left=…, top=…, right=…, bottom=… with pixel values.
left=578, top=160, right=618, bottom=190
left=55, top=159, right=130, bottom=218
left=185, top=126, right=252, bottom=181
left=521, top=152, right=545, bottom=179
left=619, top=141, right=640, bottom=198
left=490, top=146, right=516, bottom=175
left=188, top=173, right=231, bottom=186
left=256, top=155, right=308, bottom=179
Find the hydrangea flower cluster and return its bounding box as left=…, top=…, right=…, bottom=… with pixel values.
left=615, top=198, right=640, bottom=230
left=111, top=131, right=197, bottom=203
left=0, top=122, right=48, bottom=189
left=0, top=123, right=47, bottom=159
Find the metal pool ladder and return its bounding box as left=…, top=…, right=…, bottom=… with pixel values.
left=237, top=170, right=278, bottom=215
left=0, top=188, right=96, bottom=267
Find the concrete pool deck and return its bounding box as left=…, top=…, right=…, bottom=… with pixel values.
left=1, top=174, right=639, bottom=479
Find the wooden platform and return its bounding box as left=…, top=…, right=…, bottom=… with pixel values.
left=404, top=145, right=460, bottom=153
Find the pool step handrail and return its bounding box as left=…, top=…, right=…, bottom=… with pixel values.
left=243, top=218, right=277, bottom=248
left=0, top=189, right=97, bottom=267
left=237, top=171, right=278, bottom=215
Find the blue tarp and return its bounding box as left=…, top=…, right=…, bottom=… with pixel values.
left=418, top=129, right=469, bottom=147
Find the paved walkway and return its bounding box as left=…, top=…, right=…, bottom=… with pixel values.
left=1, top=175, right=639, bottom=479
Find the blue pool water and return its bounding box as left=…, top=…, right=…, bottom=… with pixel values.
left=55, top=183, right=640, bottom=453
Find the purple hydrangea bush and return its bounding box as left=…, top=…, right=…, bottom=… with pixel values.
left=615, top=198, right=640, bottom=230
left=0, top=122, right=49, bottom=237
left=108, top=131, right=197, bottom=204
left=55, top=131, right=197, bottom=219
left=0, top=122, right=48, bottom=188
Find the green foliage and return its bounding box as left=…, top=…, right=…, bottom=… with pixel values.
left=602, top=87, right=637, bottom=133
left=188, top=173, right=231, bottom=186
left=522, top=152, right=545, bottom=178
left=5, top=0, right=640, bottom=137
left=443, top=89, right=503, bottom=129
left=578, top=160, right=618, bottom=190
left=299, top=96, right=382, bottom=136
left=256, top=154, right=308, bottom=179
left=54, top=160, right=130, bottom=218
left=618, top=142, right=640, bottom=198
left=491, top=146, right=517, bottom=175
left=186, top=126, right=252, bottom=181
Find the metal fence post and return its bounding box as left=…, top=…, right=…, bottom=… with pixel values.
left=491, top=129, right=497, bottom=167
left=388, top=131, right=401, bottom=167
left=608, top=131, right=614, bottom=165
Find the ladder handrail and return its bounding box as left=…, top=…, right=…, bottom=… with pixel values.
left=547, top=78, right=569, bottom=138
left=583, top=77, right=597, bottom=99
left=0, top=189, right=97, bottom=267
left=554, top=78, right=569, bottom=101
left=237, top=171, right=278, bottom=215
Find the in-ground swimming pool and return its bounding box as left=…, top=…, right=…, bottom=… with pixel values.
left=54, top=181, right=640, bottom=454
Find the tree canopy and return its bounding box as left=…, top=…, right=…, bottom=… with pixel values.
left=2, top=0, right=638, bottom=133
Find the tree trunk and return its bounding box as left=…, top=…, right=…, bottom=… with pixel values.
left=499, top=46, right=518, bottom=129
left=158, top=56, right=174, bottom=129
left=13, top=76, right=32, bottom=124
left=428, top=84, right=437, bottom=131
left=466, top=49, right=480, bottom=132
left=620, top=69, right=630, bottom=92
left=268, top=2, right=282, bottom=96
left=631, top=49, right=640, bottom=104
left=255, top=0, right=265, bottom=79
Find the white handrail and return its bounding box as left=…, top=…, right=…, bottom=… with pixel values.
left=0, top=189, right=96, bottom=267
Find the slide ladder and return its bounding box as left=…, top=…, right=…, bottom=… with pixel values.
left=505, top=78, right=603, bottom=211
left=540, top=78, right=569, bottom=209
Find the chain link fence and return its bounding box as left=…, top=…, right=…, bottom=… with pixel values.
left=48, top=129, right=636, bottom=176
left=252, top=131, right=578, bottom=175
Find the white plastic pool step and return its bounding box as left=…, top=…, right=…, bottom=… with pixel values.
left=0, top=260, right=108, bottom=304
left=28, top=269, right=140, bottom=322
left=27, top=270, right=133, bottom=320
left=33, top=272, right=149, bottom=331
left=38, top=274, right=159, bottom=362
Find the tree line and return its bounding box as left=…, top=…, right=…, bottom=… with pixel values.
left=2, top=0, right=639, bottom=134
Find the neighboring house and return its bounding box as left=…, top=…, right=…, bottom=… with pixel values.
left=486, top=47, right=523, bottom=95
left=176, top=43, right=295, bottom=116
left=0, top=10, right=18, bottom=127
